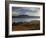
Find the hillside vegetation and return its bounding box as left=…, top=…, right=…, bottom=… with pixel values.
left=12, top=20, right=40, bottom=31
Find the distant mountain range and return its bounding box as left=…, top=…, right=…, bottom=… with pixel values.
left=12, top=15, right=40, bottom=18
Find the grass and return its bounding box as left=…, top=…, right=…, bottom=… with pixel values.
left=12, top=20, right=40, bottom=31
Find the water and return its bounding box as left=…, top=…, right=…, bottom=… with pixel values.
left=12, top=18, right=40, bottom=23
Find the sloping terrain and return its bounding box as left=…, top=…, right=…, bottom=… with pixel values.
left=12, top=20, right=40, bottom=31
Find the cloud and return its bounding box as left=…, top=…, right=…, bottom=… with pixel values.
left=12, top=7, right=40, bottom=16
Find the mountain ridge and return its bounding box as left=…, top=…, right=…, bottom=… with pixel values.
left=12, top=15, right=40, bottom=18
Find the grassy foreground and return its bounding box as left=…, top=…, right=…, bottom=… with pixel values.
left=12, top=20, right=40, bottom=31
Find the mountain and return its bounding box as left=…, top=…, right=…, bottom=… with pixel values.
left=12, top=15, right=40, bottom=18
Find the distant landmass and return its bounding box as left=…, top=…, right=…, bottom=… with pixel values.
left=12, top=15, right=40, bottom=18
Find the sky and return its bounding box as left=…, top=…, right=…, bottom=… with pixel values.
left=12, top=18, right=40, bottom=23
left=12, top=7, right=40, bottom=22
left=12, top=7, right=40, bottom=16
